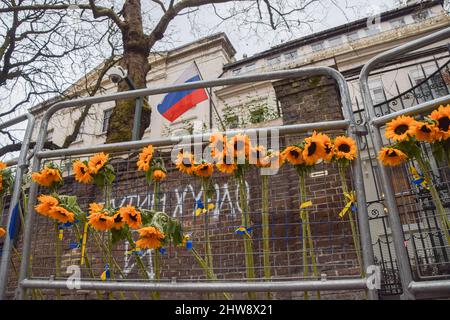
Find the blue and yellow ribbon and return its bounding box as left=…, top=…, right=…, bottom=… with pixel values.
left=126, top=247, right=143, bottom=256
left=235, top=226, right=253, bottom=238
left=195, top=199, right=215, bottom=216
left=339, top=191, right=356, bottom=218
left=80, top=222, right=89, bottom=265
left=182, top=234, right=193, bottom=250
left=409, top=165, right=429, bottom=190
left=100, top=264, right=110, bottom=281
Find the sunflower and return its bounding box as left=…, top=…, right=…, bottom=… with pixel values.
left=334, top=136, right=357, bottom=161
left=137, top=145, right=154, bottom=172
left=112, top=211, right=125, bottom=230
left=249, top=145, right=267, bottom=167
left=73, top=160, right=93, bottom=184
left=136, top=226, right=165, bottom=249
left=194, top=162, right=214, bottom=178
left=118, top=205, right=142, bottom=229
left=89, top=202, right=104, bottom=215
left=215, top=150, right=237, bottom=174
left=209, top=132, right=227, bottom=158
left=412, top=121, right=437, bottom=143
left=429, top=105, right=450, bottom=141
left=35, top=194, right=59, bottom=217
left=302, top=131, right=326, bottom=166
left=49, top=206, right=75, bottom=223
left=176, top=152, right=195, bottom=175
left=152, top=169, right=167, bottom=181
left=317, top=133, right=334, bottom=162
left=229, top=134, right=251, bottom=160
left=32, top=167, right=62, bottom=187
left=261, top=150, right=285, bottom=169
left=88, top=212, right=114, bottom=231
left=283, top=146, right=304, bottom=165
left=88, top=152, right=109, bottom=175
left=385, top=115, right=417, bottom=142
left=0, top=227, right=5, bottom=238
left=0, top=162, right=6, bottom=170
left=378, top=147, right=408, bottom=167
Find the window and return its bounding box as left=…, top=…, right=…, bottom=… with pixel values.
left=46, top=129, right=54, bottom=142
left=102, top=108, right=113, bottom=133
left=232, top=68, right=242, bottom=76
left=390, top=17, right=406, bottom=29
left=225, top=115, right=239, bottom=129
left=410, top=66, right=448, bottom=103
left=75, top=120, right=85, bottom=141
left=267, top=56, right=281, bottom=66
left=412, top=10, right=430, bottom=22
left=369, top=79, right=389, bottom=114
left=284, top=50, right=298, bottom=61
left=311, top=42, right=324, bottom=52
left=328, top=36, right=343, bottom=47
left=249, top=107, right=266, bottom=124
left=347, top=31, right=359, bottom=42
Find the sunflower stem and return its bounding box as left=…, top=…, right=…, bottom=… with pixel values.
left=416, top=155, right=450, bottom=246
left=54, top=222, right=62, bottom=300
left=338, top=163, right=364, bottom=280
left=261, top=174, right=272, bottom=300
left=153, top=181, right=161, bottom=300
left=237, top=171, right=256, bottom=300
left=202, top=178, right=215, bottom=299
left=191, top=248, right=232, bottom=300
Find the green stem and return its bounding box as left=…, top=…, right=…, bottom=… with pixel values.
left=238, top=171, right=256, bottom=300
left=54, top=223, right=62, bottom=300
left=299, top=173, right=309, bottom=300
left=261, top=174, right=272, bottom=300
left=338, top=164, right=364, bottom=278
left=191, top=248, right=232, bottom=300
left=152, top=181, right=161, bottom=299
left=416, top=155, right=450, bottom=245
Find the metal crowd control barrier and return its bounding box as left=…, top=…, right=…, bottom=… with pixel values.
left=0, top=113, right=35, bottom=299
left=360, top=26, right=450, bottom=300
left=16, top=67, right=377, bottom=300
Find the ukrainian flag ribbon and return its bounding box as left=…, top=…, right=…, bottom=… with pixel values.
left=409, top=165, right=429, bottom=190
left=182, top=234, right=193, bottom=250
left=126, top=247, right=143, bottom=256
left=195, top=199, right=215, bottom=216
left=235, top=226, right=253, bottom=238
left=100, top=264, right=110, bottom=281
left=300, top=201, right=313, bottom=209
left=339, top=191, right=356, bottom=218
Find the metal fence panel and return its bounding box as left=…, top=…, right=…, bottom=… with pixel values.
left=360, top=26, right=450, bottom=300
left=16, top=67, right=376, bottom=300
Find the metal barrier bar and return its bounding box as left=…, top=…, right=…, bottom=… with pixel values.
left=372, top=94, right=450, bottom=127
left=359, top=26, right=450, bottom=300
left=0, top=113, right=36, bottom=299
left=21, top=278, right=368, bottom=292
left=17, top=66, right=376, bottom=300
left=36, top=120, right=350, bottom=159
left=408, top=280, right=450, bottom=294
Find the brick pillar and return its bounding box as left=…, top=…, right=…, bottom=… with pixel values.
left=273, top=74, right=364, bottom=299
left=273, top=75, right=344, bottom=125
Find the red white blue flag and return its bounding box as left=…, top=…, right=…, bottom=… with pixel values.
left=157, top=63, right=208, bottom=122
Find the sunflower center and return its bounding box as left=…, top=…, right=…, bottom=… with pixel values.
left=420, top=125, right=432, bottom=134
left=325, top=144, right=333, bottom=154
left=438, top=116, right=450, bottom=132
left=80, top=167, right=86, bottom=174
left=114, top=215, right=123, bottom=223
left=388, top=150, right=398, bottom=157
left=307, top=143, right=317, bottom=156
left=129, top=213, right=138, bottom=222
left=289, top=150, right=299, bottom=158
left=394, top=124, right=409, bottom=135
left=338, top=144, right=351, bottom=153
left=200, top=165, right=208, bottom=171
left=99, top=217, right=107, bottom=222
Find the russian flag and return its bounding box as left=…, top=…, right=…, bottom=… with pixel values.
left=157, top=63, right=208, bottom=122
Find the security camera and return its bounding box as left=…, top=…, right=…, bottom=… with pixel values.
left=106, top=66, right=127, bottom=84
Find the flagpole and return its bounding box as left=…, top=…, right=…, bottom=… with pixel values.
left=192, top=60, right=226, bottom=131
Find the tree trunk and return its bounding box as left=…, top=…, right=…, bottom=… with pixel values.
left=106, top=0, right=151, bottom=143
